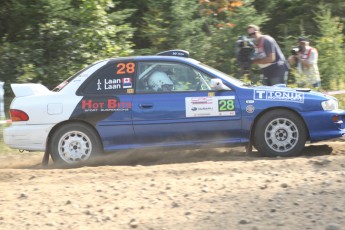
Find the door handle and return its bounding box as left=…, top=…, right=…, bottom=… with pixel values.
left=139, top=103, right=153, bottom=109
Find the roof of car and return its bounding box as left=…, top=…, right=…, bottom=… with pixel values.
left=105, top=49, right=198, bottom=64
left=104, top=55, right=199, bottom=66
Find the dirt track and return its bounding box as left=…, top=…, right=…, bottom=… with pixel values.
left=0, top=140, right=345, bottom=230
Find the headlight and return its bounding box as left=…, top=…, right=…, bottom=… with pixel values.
left=321, top=99, right=338, bottom=111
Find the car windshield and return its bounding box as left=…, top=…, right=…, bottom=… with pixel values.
left=198, top=62, right=245, bottom=87
left=52, top=60, right=108, bottom=92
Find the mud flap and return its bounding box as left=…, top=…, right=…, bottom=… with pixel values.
left=245, top=123, right=254, bottom=156
left=41, top=150, right=50, bottom=166
left=245, top=142, right=253, bottom=155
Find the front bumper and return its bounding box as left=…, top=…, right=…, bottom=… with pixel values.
left=301, top=109, right=345, bottom=142
left=3, top=124, right=54, bottom=151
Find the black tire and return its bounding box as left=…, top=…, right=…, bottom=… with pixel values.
left=50, top=123, right=102, bottom=165
left=253, top=109, right=307, bottom=157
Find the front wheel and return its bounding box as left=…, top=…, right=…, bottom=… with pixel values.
left=253, top=109, right=307, bottom=157
left=50, top=123, right=102, bottom=165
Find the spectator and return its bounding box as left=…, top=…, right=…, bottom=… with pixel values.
left=288, top=37, right=321, bottom=88
left=247, top=24, right=289, bottom=86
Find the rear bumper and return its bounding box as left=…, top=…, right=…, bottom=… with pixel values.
left=3, top=124, right=54, bottom=151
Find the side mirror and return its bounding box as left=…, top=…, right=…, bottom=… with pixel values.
left=210, top=79, right=229, bottom=90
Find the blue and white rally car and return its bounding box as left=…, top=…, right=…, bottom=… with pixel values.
left=3, top=50, right=345, bottom=165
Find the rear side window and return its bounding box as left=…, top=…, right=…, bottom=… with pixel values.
left=53, top=60, right=108, bottom=92
left=80, top=61, right=136, bottom=95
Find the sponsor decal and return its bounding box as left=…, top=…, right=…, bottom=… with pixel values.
left=81, top=98, right=132, bottom=112
left=186, top=96, right=236, bottom=117
left=254, top=89, right=304, bottom=103
left=246, top=105, right=255, bottom=113
left=246, top=100, right=255, bottom=104
left=190, top=97, right=213, bottom=105
left=122, top=78, right=132, bottom=88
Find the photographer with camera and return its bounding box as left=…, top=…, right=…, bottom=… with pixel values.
left=247, top=24, right=288, bottom=86
left=288, top=37, right=321, bottom=88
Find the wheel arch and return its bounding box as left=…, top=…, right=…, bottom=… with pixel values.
left=46, top=119, right=103, bottom=153
left=249, top=107, right=310, bottom=144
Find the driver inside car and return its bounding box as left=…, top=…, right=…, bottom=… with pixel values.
left=148, top=71, right=174, bottom=92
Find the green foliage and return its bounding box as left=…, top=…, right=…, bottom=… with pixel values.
left=0, top=0, right=134, bottom=90
left=314, top=5, right=345, bottom=90
left=131, top=0, right=266, bottom=79
left=254, top=0, right=345, bottom=38
left=199, top=1, right=267, bottom=77
left=2, top=0, right=345, bottom=94
left=137, top=0, right=210, bottom=57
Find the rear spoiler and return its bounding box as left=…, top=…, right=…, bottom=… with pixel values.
left=11, top=83, right=51, bottom=97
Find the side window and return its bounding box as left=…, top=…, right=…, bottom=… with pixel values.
left=80, top=61, right=136, bottom=95
left=136, top=62, right=214, bottom=93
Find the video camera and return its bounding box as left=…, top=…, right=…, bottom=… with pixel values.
left=236, top=35, right=256, bottom=65
left=291, top=46, right=301, bottom=55
left=235, top=36, right=256, bottom=79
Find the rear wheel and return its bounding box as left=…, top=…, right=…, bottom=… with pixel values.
left=253, top=109, right=307, bottom=157
left=50, top=123, right=101, bottom=165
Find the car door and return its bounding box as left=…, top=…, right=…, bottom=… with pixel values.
left=75, top=59, right=136, bottom=151
left=132, top=61, right=242, bottom=147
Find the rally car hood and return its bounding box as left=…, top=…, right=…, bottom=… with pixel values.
left=11, top=83, right=52, bottom=97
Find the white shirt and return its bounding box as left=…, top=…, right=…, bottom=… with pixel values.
left=297, top=46, right=321, bottom=84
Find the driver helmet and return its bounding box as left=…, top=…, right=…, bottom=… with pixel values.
left=148, top=71, right=174, bottom=91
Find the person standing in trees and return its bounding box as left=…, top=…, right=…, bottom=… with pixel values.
left=288, top=37, right=321, bottom=88
left=247, top=24, right=289, bottom=86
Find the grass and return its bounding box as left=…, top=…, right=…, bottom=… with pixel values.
left=335, top=94, right=345, bottom=109
left=0, top=143, right=19, bottom=155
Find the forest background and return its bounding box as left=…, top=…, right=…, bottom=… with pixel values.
left=1, top=0, right=345, bottom=96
